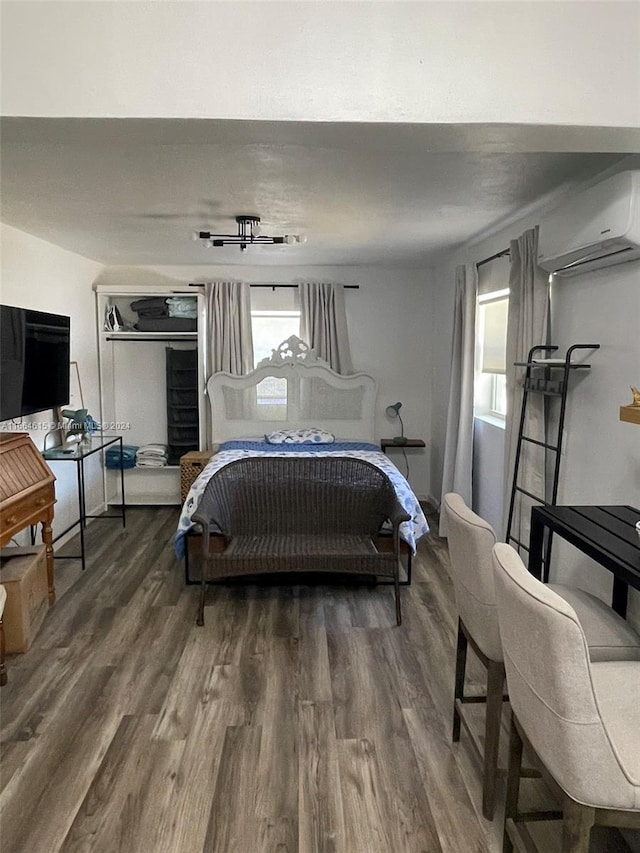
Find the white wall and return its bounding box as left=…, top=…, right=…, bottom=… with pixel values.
left=430, top=164, right=640, bottom=627
left=2, top=1, right=639, bottom=128
left=550, top=263, right=640, bottom=621
left=472, top=419, right=505, bottom=535
left=0, top=224, right=104, bottom=544
left=95, top=262, right=434, bottom=499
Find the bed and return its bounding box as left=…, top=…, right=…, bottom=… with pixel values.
left=174, top=336, right=429, bottom=619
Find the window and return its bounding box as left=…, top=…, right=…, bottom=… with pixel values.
left=251, top=309, right=301, bottom=368
left=475, top=262, right=509, bottom=422
left=250, top=288, right=301, bottom=411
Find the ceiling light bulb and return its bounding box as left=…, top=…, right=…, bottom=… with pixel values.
left=296, top=234, right=307, bottom=244
left=284, top=234, right=296, bottom=245
left=191, top=230, right=200, bottom=241
left=252, top=222, right=262, bottom=237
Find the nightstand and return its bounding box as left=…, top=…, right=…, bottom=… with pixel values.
left=381, top=438, right=425, bottom=454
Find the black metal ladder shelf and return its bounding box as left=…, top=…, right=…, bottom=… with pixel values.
left=505, top=343, right=600, bottom=572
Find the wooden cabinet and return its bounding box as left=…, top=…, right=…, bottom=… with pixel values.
left=94, top=285, right=206, bottom=505
left=0, top=432, right=56, bottom=605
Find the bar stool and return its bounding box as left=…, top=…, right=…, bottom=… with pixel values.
left=442, top=493, right=640, bottom=821
left=492, top=542, right=640, bottom=853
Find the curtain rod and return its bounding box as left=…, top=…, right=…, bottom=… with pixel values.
left=476, top=248, right=510, bottom=268
left=250, top=284, right=359, bottom=290
left=188, top=283, right=359, bottom=290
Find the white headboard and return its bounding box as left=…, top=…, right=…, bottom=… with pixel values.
left=207, top=336, right=377, bottom=443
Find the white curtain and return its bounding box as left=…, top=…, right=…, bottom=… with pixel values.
left=204, top=281, right=254, bottom=450
left=502, top=227, right=549, bottom=548
left=299, top=282, right=353, bottom=374
left=205, top=281, right=254, bottom=376
left=439, top=264, right=478, bottom=536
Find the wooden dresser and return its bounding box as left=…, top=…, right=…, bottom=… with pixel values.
left=0, top=433, right=56, bottom=605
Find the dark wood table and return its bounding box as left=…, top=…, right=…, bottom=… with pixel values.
left=529, top=504, right=640, bottom=617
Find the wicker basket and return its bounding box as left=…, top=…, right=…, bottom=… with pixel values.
left=180, top=450, right=212, bottom=503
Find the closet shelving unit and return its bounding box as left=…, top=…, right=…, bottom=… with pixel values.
left=166, top=347, right=199, bottom=466
left=505, top=343, right=600, bottom=572
left=95, top=284, right=206, bottom=505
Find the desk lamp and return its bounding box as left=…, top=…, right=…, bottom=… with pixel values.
left=385, top=402, right=408, bottom=445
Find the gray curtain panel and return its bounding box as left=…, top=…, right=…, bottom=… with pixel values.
left=439, top=264, right=478, bottom=536
left=502, top=227, right=549, bottom=544
left=205, top=281, right=254, bottom=377
left=299, top=282, right=353, bottom=374
left=204, top=281, right=254, bottom=450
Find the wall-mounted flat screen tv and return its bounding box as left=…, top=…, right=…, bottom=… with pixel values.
left=0, top=305, right=71, bottom=421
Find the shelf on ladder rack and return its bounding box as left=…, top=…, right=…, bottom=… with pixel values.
left=514, top=360, right=593, bottom=395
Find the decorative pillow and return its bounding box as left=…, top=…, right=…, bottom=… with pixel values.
left=265, top=427, right=335, bottom=445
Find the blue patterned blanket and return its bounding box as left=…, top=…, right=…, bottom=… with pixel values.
left=174, top=440, right=429, bottom=558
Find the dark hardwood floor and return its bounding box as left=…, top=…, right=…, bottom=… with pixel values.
left=0, top=507, right=633, bottom=852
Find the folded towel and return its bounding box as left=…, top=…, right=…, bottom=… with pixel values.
left=134, top=318, right=196, bottom=332
left=137, top=443, right=168, bottom=454
left=134, top=307, right=168, bottom=319
left=136, top=445, right=169, bottom=466
left=136, top=460, right=167, bottom=468
left=105, top=445, right=139, bottom=470
left=130, top=297, right=168, bottom=315
left=166, top=297, right=198, bottom=319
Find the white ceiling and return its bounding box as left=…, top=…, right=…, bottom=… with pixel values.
left=0, top=118, right=635, bottom=268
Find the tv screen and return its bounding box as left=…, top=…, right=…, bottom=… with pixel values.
left=0, top=305, right=71, bottom=421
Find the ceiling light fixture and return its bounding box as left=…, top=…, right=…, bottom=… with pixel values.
left=194, top=215, right=306, bottom=252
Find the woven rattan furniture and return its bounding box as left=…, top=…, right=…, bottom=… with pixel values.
left=192, top=456, right=410, bottom=626
left=180, top=450, right=213, bottom=503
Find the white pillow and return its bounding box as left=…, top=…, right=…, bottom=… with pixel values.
left=265, top=427, right=335, bottom=445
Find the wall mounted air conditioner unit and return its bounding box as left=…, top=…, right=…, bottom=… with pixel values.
left=538, top=170, right=640, bottom=277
